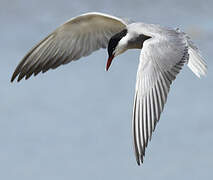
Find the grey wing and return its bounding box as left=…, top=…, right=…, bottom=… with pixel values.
left=11, top=12, right=127, bottom=82
left=133, top=31, right=189, bottom=165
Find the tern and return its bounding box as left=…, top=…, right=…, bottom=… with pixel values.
left=11, top=12, right=207, bottom=165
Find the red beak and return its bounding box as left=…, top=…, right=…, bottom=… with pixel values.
left=106, top=55, right=114, bottom=71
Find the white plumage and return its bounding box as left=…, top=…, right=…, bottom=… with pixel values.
left=11, top=12, right=207, bottom=165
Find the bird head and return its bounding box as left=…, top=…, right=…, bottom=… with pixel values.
left=106, top=29, right=128, bottom=71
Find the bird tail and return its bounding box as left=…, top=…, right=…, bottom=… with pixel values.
left=185, top=34, right=207, bottom=78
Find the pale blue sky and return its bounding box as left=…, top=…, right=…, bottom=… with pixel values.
left=1, top=0, right=213, bottom=179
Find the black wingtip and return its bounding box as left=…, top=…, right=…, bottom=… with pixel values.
left=10, top=74, right=16, bottom=83
left=137, top=160, right=141, bottom=166
left=10, top=73, right=24, bottom=83
left=11, top=66, right=22, bottom=83
left=17, top=75, right=24, bottom=82
left=135, top=154, right=144, bottom=166
left=135, top=154, right=145, bottom=166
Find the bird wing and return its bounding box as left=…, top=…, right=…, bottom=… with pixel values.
left=132, top=30, right=189, bottom=165
left=11, top=12, right=128, bottom=82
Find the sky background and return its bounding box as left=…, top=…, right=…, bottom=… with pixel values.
left=1, top=0, right=213, bottom=179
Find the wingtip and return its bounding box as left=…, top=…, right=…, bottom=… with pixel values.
left=10, top=74, right=24, bottom=83
left=136, top=158, right=143, bottom=166
left=17, top=74, right=26, bottom=82
left=10, top=78, right=20, bottom=83
left=10, top=74, right=16, bottom=83
left=135, top=156, right=140, bottom=166
left=11, top=68, right=21, bottom=83
left=135, top=154, right=144, bottom=166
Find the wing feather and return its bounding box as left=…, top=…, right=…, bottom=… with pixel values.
left=133, top=30, right=189, bottom=165
left=11, top=12, right=127, bottom=82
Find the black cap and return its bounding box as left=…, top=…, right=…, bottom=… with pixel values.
left=107, top=29, right=127, bottom=57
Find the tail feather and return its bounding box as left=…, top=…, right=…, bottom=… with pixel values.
left=186, top=36, right=207, bottom=78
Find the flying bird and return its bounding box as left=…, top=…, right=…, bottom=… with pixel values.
left=11, top=12, right=207, bottom=165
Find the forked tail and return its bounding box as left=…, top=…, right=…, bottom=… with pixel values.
left=185, top=35, right=207, bottom=78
